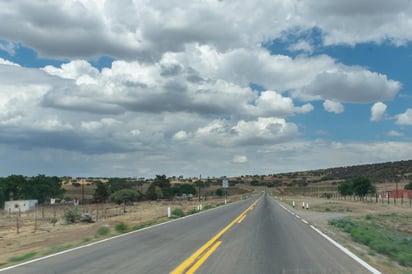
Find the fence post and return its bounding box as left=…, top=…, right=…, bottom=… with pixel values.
left=34, top=208, right=37, bottom=232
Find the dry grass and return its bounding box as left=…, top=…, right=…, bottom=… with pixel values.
left=0, top=193, right=252, bottom=268
left=276, top=192, right=412, bottom=274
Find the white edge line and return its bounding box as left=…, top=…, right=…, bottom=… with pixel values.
left=272, top=197, right=381, bottom=274
left=0, top=196, right=259, bottom=272
left=310, top=225, right=381, bottom=274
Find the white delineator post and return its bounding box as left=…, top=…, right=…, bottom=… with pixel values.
left=167, top=207, right=171, bottom=218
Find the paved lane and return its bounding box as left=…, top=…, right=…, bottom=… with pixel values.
left=1, top=197, right=258, bottom=274
left=192, top=193, right=374, bottom=274
left=2, top=192, right=378, bottom=274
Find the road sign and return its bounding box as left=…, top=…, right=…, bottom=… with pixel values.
left=222, top=179, right=228, bottom=188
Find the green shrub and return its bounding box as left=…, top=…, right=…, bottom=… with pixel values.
left=82, top=237, right=92, bottom=243
left=187, top=208, right=199, bottom=215
left=9, top=252, right=37, bottom=262
left=109, top=189, right=142, bottom=205
left=172, top=208, right=185, bottom=218
left=215, top=188, right=224, bottom=196
left=64, top=207, right=81, bottom=224
left=95, top=226, right=110, bottom=237
left=330, top=217, right=412, bottom=267
left=115, top=222, right=129, bottom=233
left=132, top=220, right=158, bottom=231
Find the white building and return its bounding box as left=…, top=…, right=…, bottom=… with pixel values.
left=4, top=200, right=38, bottom=213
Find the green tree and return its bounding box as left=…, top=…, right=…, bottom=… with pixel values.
left=29, top=175, right=65, bottom=204
left=0, top=175, right=65, bottom=204
left=172, top=184, right=197, bottom=196
left=93, top=181, right=110, bottom=203
left=152, top=175, right=172, bottom=199
left=338, top=180, right=353, bottom=198
left=4, top=175, right=26, bottom=201
left=250, top=180, right=261, bottom=186
left=107, top=178, right=131, bottom=193
left=352, top=177, right=375, bottom=199
left=109, top=189, right=142, bottom=205
left=404, top=181, right=412, bottom=190
left=0, top=178, right=6, bottom=208
left=146, top=184, right=163, bottom=200
left=215, top=188, right=224, bottom=196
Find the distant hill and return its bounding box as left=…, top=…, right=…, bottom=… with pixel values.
left=275, top=160, right=412, bottom=184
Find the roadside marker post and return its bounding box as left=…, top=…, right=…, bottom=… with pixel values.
left=222, top=180, right=228, bottom=205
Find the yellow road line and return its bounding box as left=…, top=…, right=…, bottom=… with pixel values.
left=237, top=214, right=247, bottom=223
left=186, top=241, right=222, bottom=274
left=170, top=198, right=260, bottom=274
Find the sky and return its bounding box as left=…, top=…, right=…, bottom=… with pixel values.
left=0, top=0, right=412, bottom=179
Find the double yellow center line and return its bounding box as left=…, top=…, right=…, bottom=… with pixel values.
left=170, top=198, right=261, bottom=274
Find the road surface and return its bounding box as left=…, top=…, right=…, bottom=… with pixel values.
left=2, top=192, right=376, bottom=273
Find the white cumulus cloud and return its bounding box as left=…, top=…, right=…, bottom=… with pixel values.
left=396, top=109, right=412, bottom=125
left=370, top=102, right=387, bottom=121
left=323, top=100, right=344, bottom=113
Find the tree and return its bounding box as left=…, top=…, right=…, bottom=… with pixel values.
left=93, top=181, right=110, bottom=203
left=109, top=189, right=142, bottom=205
left=338, top=180, right=353, bottom=198
left=151, top=175, right=172, bottom=199
left=146, top=184, right=163, bottom=200
left=0, top=175, right=65, bottom=205
left=352, top=177, right=375, bottom=199
left=215, top=188, right=224, bottom=196
left=29, top=175, right=65, bottom=204
left=172, top=184, right=197, bottom=196
left=0, top=178, right=6, bottom=207
left=107, top=178, right=131, bottom=193
left=404, top=181, right=412, bottom=190
left=250, top=180, right=261, bottom=186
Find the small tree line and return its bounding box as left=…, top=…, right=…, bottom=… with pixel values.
left=338, top=177, right=376, bottom=200
left=1, top=174, right=236, bottom=207
left=0, top=175, right=65, bottom=206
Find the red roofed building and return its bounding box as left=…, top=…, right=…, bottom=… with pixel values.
left=381, top=189, right=412, bottom=199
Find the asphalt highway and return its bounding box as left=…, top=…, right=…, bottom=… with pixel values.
left=2, top=192, right=376, bottom=274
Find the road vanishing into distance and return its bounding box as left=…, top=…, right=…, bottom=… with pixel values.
left=2, top=192, right=378, bottom=274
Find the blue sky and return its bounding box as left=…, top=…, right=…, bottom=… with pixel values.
left=0, top=1, right=411, bottom=178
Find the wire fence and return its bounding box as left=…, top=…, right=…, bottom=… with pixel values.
left=0, top=196, right=242, bottom=236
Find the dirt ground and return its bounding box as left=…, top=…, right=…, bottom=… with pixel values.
left=1, top=192, right=411, bottom=273
left=0, top=195, right=247, bottom=268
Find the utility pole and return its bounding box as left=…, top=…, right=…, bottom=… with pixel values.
left=198, top=174, right=201, bottom=202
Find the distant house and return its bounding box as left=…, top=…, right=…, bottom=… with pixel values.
left=381, top=190, right=412, bottom=199
left=4, top=200, right=38, bottom=213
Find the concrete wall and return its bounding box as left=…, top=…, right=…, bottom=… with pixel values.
left=4, top=200, right=38, bottom=213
